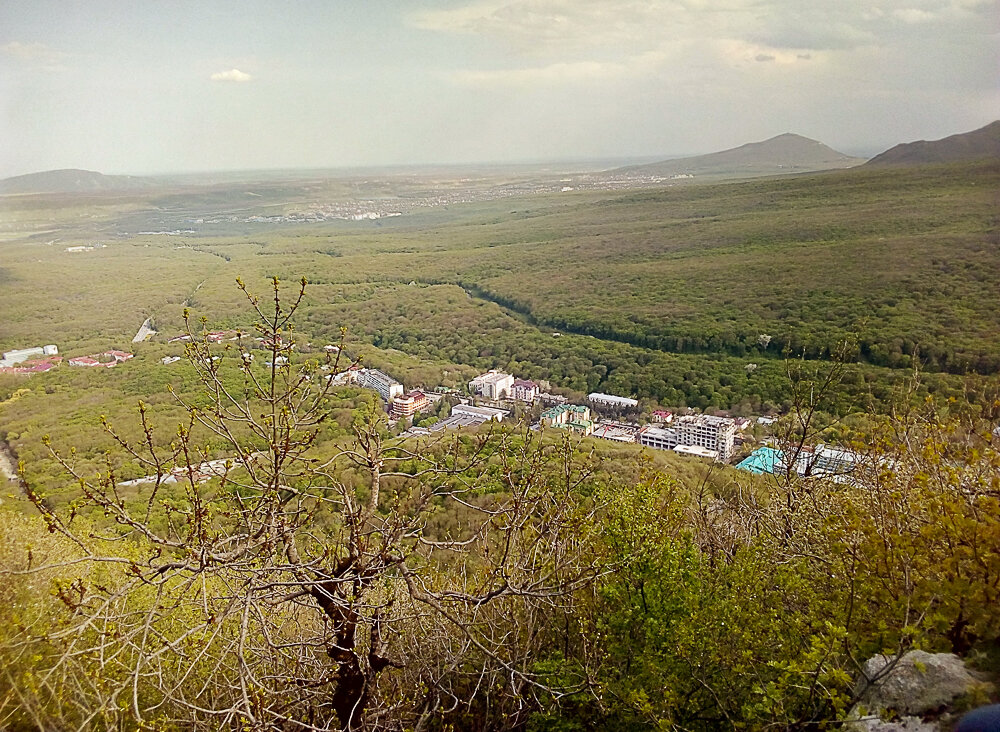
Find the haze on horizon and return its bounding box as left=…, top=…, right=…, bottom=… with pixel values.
left=1, top=0, right=997, bottom=178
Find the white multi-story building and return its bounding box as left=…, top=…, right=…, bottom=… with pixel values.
left=675, top=415, right=736, bottom=461
left=469, top=370, right=514, bottom=400
left=638, top=425, right=677, bottom=451
left=451, top=404, right=508, bottom=422
left=511, top=379, right=539, bottom=402
left=0, top=345, right=57, bottom=368
left=357, top=368, right=404, bottom=402
left=638, top=414, right=736, bottom=462
left=588, top=392, right=639, bottom=410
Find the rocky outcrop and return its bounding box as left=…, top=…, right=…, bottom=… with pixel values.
left=847, top=651, right=994, bottom=732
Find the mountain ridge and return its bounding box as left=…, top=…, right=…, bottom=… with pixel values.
left=865, top=121, right=1000, bottom=166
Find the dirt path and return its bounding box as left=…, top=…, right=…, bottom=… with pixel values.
left=0, top=440, right=21, bottom=484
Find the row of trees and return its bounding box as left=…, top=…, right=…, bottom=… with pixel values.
left=464, top=281, right=1000, bottom=376
left=301, top=280, right=980, bottom=416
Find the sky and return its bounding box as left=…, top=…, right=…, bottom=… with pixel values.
left=0, top=0, right=997, bottom=177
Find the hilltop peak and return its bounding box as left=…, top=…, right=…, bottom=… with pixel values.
left=0, top=168, right=156, bottom=194
left=768, top=132, right=817, bottom=140
left=614, top=133, right=863, bottom=180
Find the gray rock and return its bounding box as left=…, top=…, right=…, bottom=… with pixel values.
left=845, top=714, right=942, bottom=732
left=855, top=650, right=988, bottom=716
left=844, top=701, right=950, bottom=732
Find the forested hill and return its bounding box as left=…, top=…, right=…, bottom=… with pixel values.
left=613, top=133, right=864, bottom=179
left=0, top=168, right=157, bottom=194
left=0, top=159, right=997, bottom=417
left=866, top=120, right=1000, bottom=166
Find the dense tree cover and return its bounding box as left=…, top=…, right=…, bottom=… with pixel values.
left=0, top=349, right=374, bottom=508
left=302, top=281, right=979, bottom=415
left=2, top=362, right=999, bottom=729
left=440, top=163, right=1000, bottom=376
left=2, top=163, right=998, bottom=409
left=0, top=280, right=609, bottom=730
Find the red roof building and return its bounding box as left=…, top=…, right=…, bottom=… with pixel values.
left=0, top=357, right=61, bottom=374
left=391, top=391, right=431, bottom=419
left=68, top=351, right=134, bottom=368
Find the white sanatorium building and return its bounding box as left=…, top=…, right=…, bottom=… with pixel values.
left=638, top=414, right=736, bottom=462
left=588, top=392, right=639, bottom=409
left=469, top=370, right=514, bottom=400
left=511, top=379, right=540, bottom=402
left=428, top=403, right=510, bottom=432
left=357, top=368, right=404, bottom=402
left=0, top=345, right=58, bottom=367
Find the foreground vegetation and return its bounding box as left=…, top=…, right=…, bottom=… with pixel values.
left=2, top=364, right=998, bottom=730
left=1, top=281, right=998, bottom=730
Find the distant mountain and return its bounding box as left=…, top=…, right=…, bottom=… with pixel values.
left=865, top=121, right=1000, bottom=166
left=614, top=133, right=865, bottom=180
left=0, top=168, right=157, bottom=194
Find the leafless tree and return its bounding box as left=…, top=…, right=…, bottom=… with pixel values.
left=11, top=278, right=602, bottom=730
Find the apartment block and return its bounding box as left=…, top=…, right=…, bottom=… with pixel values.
left=511, top=379, right=539, bottom=402
left=357, top=368, right=404, bottom=402
left=469, top=370, right=514, bottom=400
left=391, top=391, right=430, bottom=419
left=638, top=414, right=736, bottom=461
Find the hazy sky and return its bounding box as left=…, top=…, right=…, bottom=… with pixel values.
left=1, top=0, right=997, bottom=176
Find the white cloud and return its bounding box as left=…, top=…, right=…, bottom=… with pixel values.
left=948, top=0, right=995, bottom=11
left=719, top=40, right=821, bottom=66
left=210, top=68, right=253, bottom=82
left=2, top=41, right=52, bottom=61
left=1, top=41, right=68, bottom=69
left=413, top=0, right=989, bottom=57
left=411, top=0, right=510, bottom=33
left=454, top=59, right=626, bottom=86
left=412, top=0, right=713, bottom=54
left=451, top=46, right=674, bottom=86
left=893, top=8, right=938, bottom=23
left=414, top=0, right=999, bottom=102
